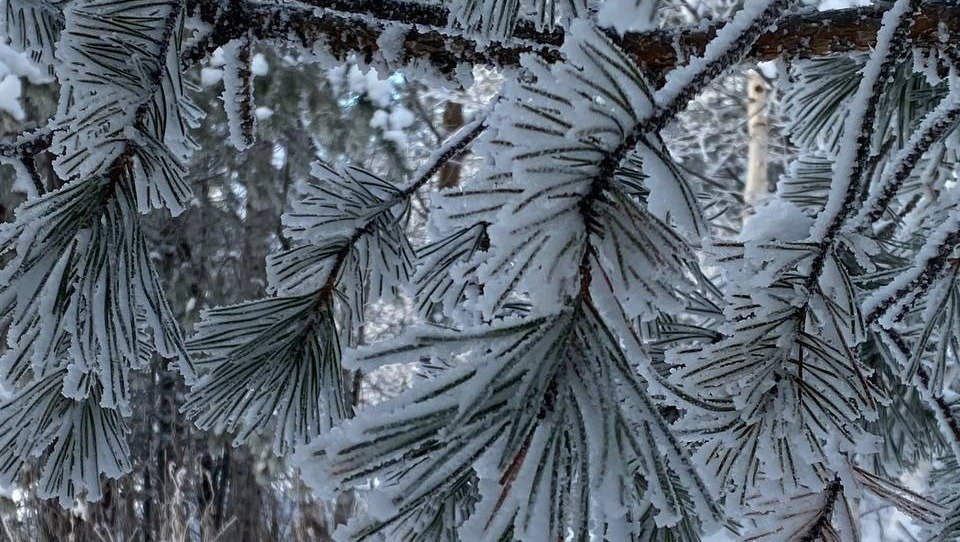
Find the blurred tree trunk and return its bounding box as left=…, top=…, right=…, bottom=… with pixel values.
left=438, top=100, right=465, bottom=189
left=744, top=69, right=770, bottom=212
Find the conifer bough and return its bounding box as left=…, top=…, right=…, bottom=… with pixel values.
left=2, top=0, right=960, bottom=540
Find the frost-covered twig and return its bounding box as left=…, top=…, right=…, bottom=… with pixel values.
left=881, top=328, right=960, bottom=462
left=0, top=125, right=52, bottom=159
left=851, top=79, right=960, bottom=228
left=400, top=112, right=488, bottom=198
left=863, top=211, right=960, bottom=326
left=220, top=33, right=257, bottom=151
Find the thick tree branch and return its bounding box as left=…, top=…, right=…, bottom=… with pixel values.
left=185, top=1, right=960, bottom=77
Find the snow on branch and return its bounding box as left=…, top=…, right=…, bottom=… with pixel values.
left=880, top=329, right=960, bottom=463
left=851, top=79, right=960, bottom=227
left=0, top=0, right=65, bottom=69
left=300, top=305, right=722, bottom=541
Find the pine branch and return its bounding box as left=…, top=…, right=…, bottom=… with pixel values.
left=882, top=328, right=960, bottom=461
left=864, top=225, right=960, bottom=325
left=0, top=0, right=201, bottom=502
left=769, top=0, right=960, bottom=491
left=184, top=1, right=960, bottom=78
left=665, top=2, right=921, bottom=512
left=853, top=82, right=960, bottom=227
left=805, top=0, right=922, bottom=283
left=58, top=0, right=198, bottom=215
left=184, top=112, right=488, bottom=452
